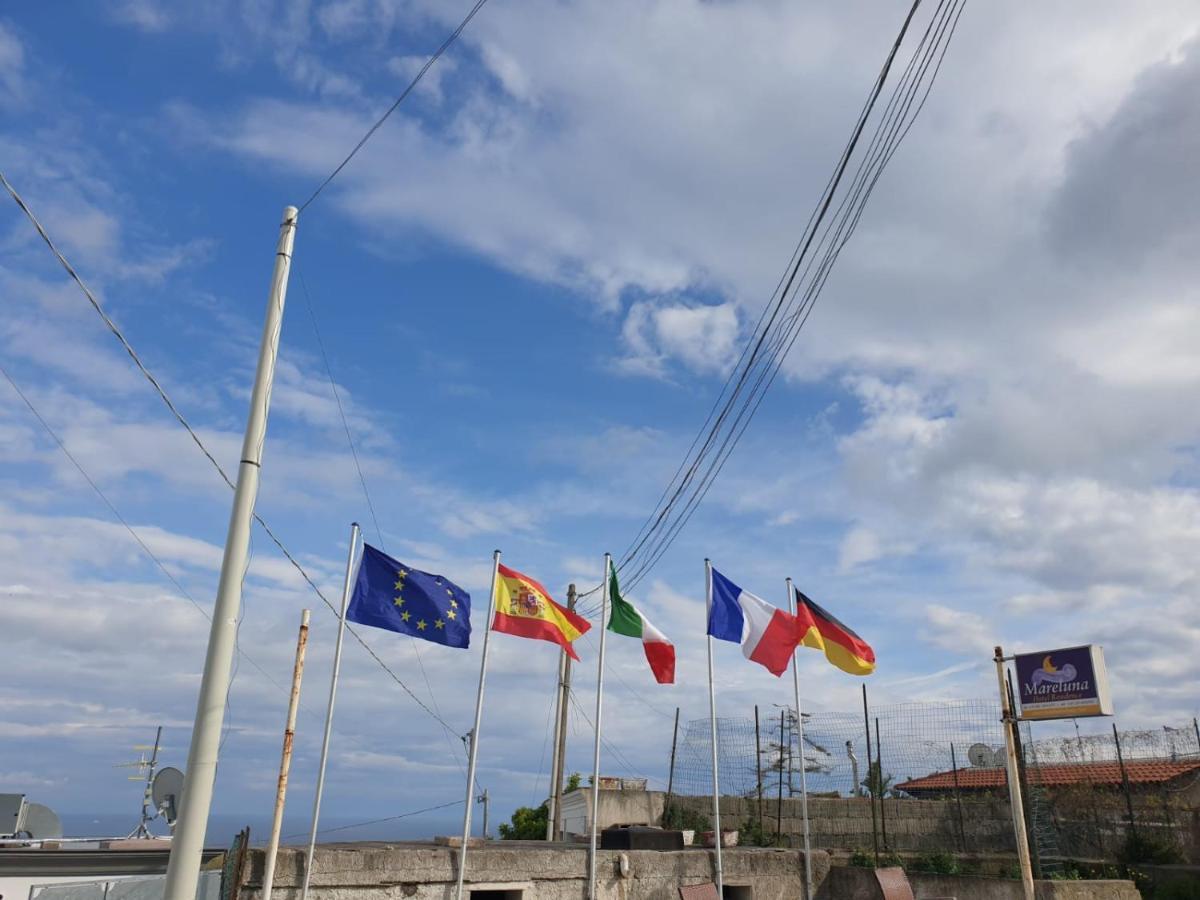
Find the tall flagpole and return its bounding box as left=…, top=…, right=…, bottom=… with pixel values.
left=588, top=554, right=611, bottom=900
left=300, top=522, right=360, bottom=900
left=786, top=578, right=814, bottom=900
left=705, top=558, right=723, bottom=896
left=454, top=550, right=502, bottom=900
left=163, top=206, right=298, bottom=900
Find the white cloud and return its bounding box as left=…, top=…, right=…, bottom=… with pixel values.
left=0, top=21, right=26, bottom=107
left=110, top=0, right=170, bottom=33
left=837, top=526, right=881, bottom=573
left=923, top=604, right=994, bottom=656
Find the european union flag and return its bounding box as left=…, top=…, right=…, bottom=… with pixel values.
left=346, top=544, right=471, bottom=648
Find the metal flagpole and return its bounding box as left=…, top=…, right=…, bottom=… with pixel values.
left=454, top=550, right=502, bottom=900
left=786, top=579, right=814, bottom=900
left=588, top=554, right=611, bottom=900
left=262, top=609, right=311, bottom=900
left=705, top=559, right=724, bottom=896
left=994, top=646, right=1035, bottom=900
left=163, top=206, right=298, bottom=900
left=301, top=523, right=360, bottom=900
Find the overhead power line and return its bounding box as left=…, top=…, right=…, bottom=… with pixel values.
left=299, top=272, right=470, bottom=776
left=281, top=798, right=464, bottom=840
left=0, top=361, right=294, bottom=705
left=299, top=0, right=492, bottom=212
left=599, top=0, right=968, bottom=595
left=0, top=169, right=463, bottom=744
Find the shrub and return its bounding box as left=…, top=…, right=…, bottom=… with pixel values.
left=738, top=818, right=781, bottom=848
left=1120, top=833, right=1185, bottom=866
left=909, top=852, right=961, bottom=875
left=662, top=802, right=711, bottom=833
left=849, top=849, right=874, bottom=868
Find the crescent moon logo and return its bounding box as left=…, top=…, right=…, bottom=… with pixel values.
left=1042, top=655, right=1058, bottom=673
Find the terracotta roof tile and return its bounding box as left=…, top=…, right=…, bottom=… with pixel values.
left=897, top=759, right=1200, bottom=792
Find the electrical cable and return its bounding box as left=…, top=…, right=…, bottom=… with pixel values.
left=281, top=799, right=464, bottom=840
left=0, top=361, right=296, bottom=704
left=299, top=272, right=470, bottom=777
left=298, top=0, right=491, bottom=213
left=609, top=0, right=969, bottom=594
left=566, top=688, right=655, bottom=785
left=0, top=169, right=463, bottom=743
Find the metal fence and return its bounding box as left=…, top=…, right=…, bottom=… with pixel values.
left=665, top=697, right=1200, bottom=870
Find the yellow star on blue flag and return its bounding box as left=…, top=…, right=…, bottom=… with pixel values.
left=346, top=544, right=471, bottom=648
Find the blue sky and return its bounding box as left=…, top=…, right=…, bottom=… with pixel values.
left=2, top=0, right=1200, bottom=841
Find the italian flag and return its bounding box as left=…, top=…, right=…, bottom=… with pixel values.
left=606, top=563, right=675, bottom=684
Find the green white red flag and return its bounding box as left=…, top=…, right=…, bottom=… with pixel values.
left=606, top=562, right=675, bottom=684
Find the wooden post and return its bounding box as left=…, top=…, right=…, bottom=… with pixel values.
left=1113, top=724, right=1138, bottom=841
left=262, top=610, right=310, bottom=900
left=776, top=709, right=786, bottom=843
left=1008, top=672, right=1041, bottom=879
left=754, top=705, right=764, bottom=832
left=950, top=744, right=966, bottom=852
left=875, top=717, right=888, bottom=851
left=664, top=707, right=680, bottom=827
left=862, top=684, right=879, bottom=866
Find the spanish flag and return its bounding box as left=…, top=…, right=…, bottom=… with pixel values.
left=492, top=564, right=590, bottom=659
left=793, top=588, right=875, bottom=676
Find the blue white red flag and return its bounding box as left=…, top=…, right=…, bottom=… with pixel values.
left=707, top=567, right=799, bottom=677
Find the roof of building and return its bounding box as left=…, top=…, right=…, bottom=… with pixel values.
left=896, top=759, right=1200, bottom=793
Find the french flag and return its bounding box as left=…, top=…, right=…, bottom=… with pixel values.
left=708, top=567, right=799, bottom=677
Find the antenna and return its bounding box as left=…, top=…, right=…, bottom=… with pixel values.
left=115, top=726, right=163, bottom=838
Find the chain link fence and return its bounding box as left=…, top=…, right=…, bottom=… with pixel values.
left=664, top=697, right=1200, bottom=872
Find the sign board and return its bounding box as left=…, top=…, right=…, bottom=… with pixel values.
left=1013, top=644, right=1113, bottom=720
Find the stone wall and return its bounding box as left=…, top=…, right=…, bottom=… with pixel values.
left=243, top=843, right=830, bottom=900
left=817, top=866, right=1141, bottom=900
left=670, top=794, right=1015, bottom=854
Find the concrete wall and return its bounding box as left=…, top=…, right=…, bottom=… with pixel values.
left=243, top=843, right=830, bottom=900
left=560, top=789, right=666, bottom=838
left=817, top=866, right=1141, bottom=900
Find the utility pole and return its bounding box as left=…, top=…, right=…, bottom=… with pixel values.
left=547, top=585, right=576, bottom=841
left=477, top=788, right=490, bottom=840
left=163, top=207, right=298, bottom=900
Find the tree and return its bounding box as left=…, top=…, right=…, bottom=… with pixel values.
left=498, top=803, right=548, bottom=840
left=862, top=760, right=895, bottom=798
left=498, top=773, right=585, bottom=840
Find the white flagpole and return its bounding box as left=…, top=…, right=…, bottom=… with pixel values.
left=454, top=550, right=502, bottom=900
left=786, top=578, right=814, bottom=900
left=300, top=522, right=360, bottom=900
left=163, top=206, right=298, bottom=900
left=588, top=554, right=611, bottom=900
left=705, top=558, right=723, bottom=896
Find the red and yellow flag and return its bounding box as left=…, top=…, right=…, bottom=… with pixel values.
left=492, top=564, right=590, bottom=659
left=794, top=588, right=876, bottom=676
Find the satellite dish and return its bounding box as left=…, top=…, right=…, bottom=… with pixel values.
left=967, top=743, right=993, bottom=768
left=152, top=767, right=184, bottom=828
left=20, top=803, right=63, bottom=840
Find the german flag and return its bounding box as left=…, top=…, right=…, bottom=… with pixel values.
left=492, top=564, right=590, bottom=659
left=793, top=588, right=875, bottom=676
